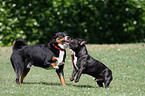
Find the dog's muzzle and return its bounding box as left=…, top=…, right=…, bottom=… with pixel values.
left=59, top=36, right=70, bottom=49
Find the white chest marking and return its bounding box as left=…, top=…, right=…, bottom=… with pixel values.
left=70, top=49, right=78, bottom=70
left=56, top=50, right=65, bottom=65
left=73, top=52, right=78, bottom=70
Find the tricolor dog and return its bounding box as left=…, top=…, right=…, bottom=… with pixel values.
left=10, top=32, right=69, bottom=86
left=69, top=38, right=113, bottom=88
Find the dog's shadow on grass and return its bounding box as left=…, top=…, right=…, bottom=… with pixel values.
left=23, top=82, right=95, bottom=88
left=23, top=82, right=62, bottom=86
left=71, top=84, right=95, bottom=88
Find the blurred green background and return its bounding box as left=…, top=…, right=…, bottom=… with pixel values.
left=0, top=0, right=145, bottom=46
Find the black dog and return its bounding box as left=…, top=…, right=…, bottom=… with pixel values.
left=69, top=38, right=113, bottom=88
left=10, top=32, right=69, bottom=86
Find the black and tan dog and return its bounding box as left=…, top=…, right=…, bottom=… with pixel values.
left=69, top=38, right=113, bottom=88
left=10, top=32, right=69, bottom=86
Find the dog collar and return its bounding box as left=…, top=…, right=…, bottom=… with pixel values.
left=52, top=44, right=64, bottom=51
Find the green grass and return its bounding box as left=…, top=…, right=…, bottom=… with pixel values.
left=0, top=44, right=145, bottom=96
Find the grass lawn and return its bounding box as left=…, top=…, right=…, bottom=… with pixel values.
left=0, top=43, right=145, bottom=96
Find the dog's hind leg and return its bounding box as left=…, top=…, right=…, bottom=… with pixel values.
left=15, top=66, right=24, bottom=84
left=104, top=69, right=113, bottom=88
left=21, top=67, right=30, bottom=83
left=20, top=61, right=32, bottom=83
left=105, top=75, right=113, bottom=88
left=15, top=61, right=25, bottom=85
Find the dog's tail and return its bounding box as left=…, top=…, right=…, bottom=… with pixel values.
left=12, top=39, right=27, bottom=51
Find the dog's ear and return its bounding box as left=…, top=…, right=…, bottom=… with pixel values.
left=80, top=39, right=87, bottom=45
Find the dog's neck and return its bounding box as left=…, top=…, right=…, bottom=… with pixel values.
left=75, top=46, right=88, bottom=57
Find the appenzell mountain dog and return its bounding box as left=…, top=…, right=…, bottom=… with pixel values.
left=69, top=38, right=113, bottom=88
left=10, top=32, right=69, bottom=86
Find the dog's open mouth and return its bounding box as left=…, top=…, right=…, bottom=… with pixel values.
left=57, top=36, right=70, bottom=49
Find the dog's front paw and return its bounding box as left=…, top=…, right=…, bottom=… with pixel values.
left=70, top=77, right=74, bottom=81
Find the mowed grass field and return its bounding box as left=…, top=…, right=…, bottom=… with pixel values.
left=0, top=43, right=145, bottom=96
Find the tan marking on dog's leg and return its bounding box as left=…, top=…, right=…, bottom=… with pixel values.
left=21, top=73, right=25, bottom=83
left=19, top=75, right=22, bottom=85
left=19, top=69, right=25, bottom=84
left=59, top=74, right=66, bottom=86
